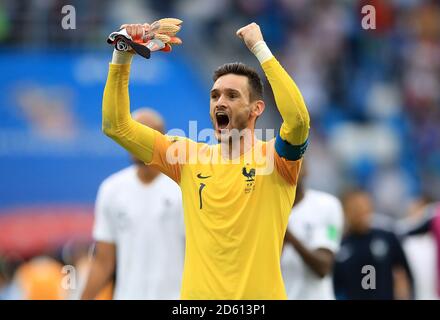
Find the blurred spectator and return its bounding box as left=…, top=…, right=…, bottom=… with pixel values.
left=13, top=256, right=66, bottom=300
left=333, top=189, right=414, bottom=300
left=0, top=257, right=20, bottom=299
left=397, top=198, right=440, bottom=299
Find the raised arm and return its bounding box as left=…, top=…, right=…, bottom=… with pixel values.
left=102, top=50, right=157, bottom=164
left=103, top=24, right=184, bottom=182
left=237, top=23, right=310, bottom=160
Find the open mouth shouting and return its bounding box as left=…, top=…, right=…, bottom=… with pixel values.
left=215, top=110, right=230, bottom=132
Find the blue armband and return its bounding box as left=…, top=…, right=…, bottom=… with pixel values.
left=275, top=135, right=308, bottom=161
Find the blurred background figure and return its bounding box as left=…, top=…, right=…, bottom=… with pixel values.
left=281, top=161, right=344, bottom=300
left=13, top=256, right=66, bottom=300
left=397, top=198, right=440, bottom=299
left=0, top=257, right=20, bottom=299
left=334, top=189, right=414, bottom=300
left=81, top=109, right=184, bottom=300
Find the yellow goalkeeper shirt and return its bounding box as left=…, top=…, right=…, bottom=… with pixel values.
left=102, top=57, right=310, bottom=299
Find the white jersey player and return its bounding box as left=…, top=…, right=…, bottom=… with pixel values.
left=81, top=109, right=184, bottom=300
left=281, top=163, right=344, bottom=300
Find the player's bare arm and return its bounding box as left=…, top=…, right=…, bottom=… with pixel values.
left=81, top=242, right=116, bottom=299
left=284, top=229, right=335, bottom=278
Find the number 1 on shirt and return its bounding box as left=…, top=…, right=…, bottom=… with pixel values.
left=199, top=183, right=206, bottom=209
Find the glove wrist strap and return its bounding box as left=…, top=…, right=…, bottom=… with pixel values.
left=112, top=49, right=134, bottom=65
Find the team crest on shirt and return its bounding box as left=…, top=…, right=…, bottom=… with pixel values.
left=242, top=166, right=256, bottom=194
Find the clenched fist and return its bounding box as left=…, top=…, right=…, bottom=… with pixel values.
left=236, top=22, right=264, bottom=51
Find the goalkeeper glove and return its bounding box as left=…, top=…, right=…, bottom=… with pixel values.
left=107, top=18, right=183, bottom=59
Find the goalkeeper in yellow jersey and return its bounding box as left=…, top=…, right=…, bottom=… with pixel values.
left=103, top=21, right=310, bottom=299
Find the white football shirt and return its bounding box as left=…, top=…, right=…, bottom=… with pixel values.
left=281, top=189, right=344, bottom=300
left=403, top=234, right=438, bottom=300
left=93, top=165, right=184, bottom=299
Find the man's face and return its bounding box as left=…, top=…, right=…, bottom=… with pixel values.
left=210, top=74, right=254, bottom=142
left=344, top=192, right=373, bottom=234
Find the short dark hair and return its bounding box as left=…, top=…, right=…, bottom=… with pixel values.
left=340, top=188, right=370, bottom=209
left=213, top=62, right=263, bottom=101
